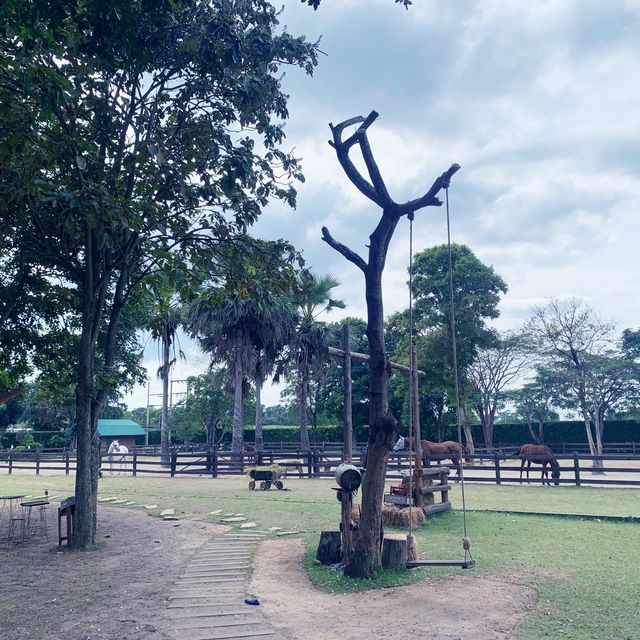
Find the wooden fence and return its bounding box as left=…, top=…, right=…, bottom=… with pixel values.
left=1, top=445, right=640, bottom=487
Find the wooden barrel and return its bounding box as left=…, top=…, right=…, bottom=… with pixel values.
left=335, top=463, right=362, bottom=491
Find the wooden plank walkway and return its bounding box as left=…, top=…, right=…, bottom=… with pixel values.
left=167, top=531, right=277, bottom=640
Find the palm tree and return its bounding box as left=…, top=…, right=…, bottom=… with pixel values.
left=291, top=270, right=345, bottom=450
left=147, top=301, right=183, bottom=466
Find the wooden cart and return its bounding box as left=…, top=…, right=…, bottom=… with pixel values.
left=248, top=466, right=285, bottom=491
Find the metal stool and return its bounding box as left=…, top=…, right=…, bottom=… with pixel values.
left=20, top=500, right=50, bottom=540
left=7, top=515, right=26, bottom=547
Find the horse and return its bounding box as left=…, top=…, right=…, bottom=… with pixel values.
left=393, top=435, right=469, bottom=477
left=107, top=440, right=129, bottom=475
left=518, top=444, right=560, bottom=486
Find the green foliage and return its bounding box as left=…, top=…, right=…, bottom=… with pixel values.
left=472, top=419, right=640, bottom=446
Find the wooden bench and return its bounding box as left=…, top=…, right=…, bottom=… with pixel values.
left=58, top=496, right=75, bottom=547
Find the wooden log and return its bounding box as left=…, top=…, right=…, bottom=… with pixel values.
left=382, top=534, right=408, bottom=569
left=327, top=346, right=426, bottom=376
left=401, top=466, right=450, bottom=482
left=420, top=484, right=452, bottom=495
left=424, top=501, right=451, bottom=515
left=316, top=531, right=342, bottom=565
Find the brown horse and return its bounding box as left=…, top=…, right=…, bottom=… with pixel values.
left=518, top=444, right=560, bottom=486
left=393, top=435, right=469, bottom=477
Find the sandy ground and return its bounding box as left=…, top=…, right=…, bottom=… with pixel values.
left=251, top=538, right=538, bottom=640
left=0, top=506, right=226, bottom=640
left=1, top=504, right=539, bottom=640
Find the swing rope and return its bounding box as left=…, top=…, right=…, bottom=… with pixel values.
left=407, top=211, right=415, bottom=540
left=404, top=185, right=472, bottom=564
left=445, top=186, right=472, bottom=562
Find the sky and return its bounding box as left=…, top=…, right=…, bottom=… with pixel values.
left=125, top=0, right=640, bottom=411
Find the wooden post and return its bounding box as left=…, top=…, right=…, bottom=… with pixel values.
left=342, top=324, right=353, bottom=463
left=132, top=451, right=137, bottom=477
left=170, top=451, right=177, bottom=477
left=410, top=346, right=423, bottom=508
left=494, top=453, right=501, bottom=485
left=340, top=490, right=353, bottom=563
left=65, top=449, right=70, bottom=475
left=8, top=448, right=12, bottom=474
left=36, top=449, right=41, bottom=475
left=211, top=450, right=218, bottom=478
left=573, top=451, right=581, bottom=486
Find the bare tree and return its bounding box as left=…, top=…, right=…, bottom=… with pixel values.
left=468, top=332, right=530, bottom=448
left=322, top=110, right=459, bottom=578
left=526, top=298, right=615, bottom=469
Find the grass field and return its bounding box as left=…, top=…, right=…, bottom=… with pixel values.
left=2, top=473, right=638, bottom=639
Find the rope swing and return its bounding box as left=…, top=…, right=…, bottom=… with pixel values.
left=405, top=183, right=474, bottom=569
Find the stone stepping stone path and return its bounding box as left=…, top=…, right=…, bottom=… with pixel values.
left=167, top=531, right=276, bottom=640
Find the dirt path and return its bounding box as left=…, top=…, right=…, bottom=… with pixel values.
left=0, top=506, right=225, bottom=640
left=250, top=539, right=537, bottom=640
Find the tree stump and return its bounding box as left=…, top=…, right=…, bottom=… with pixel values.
left=381, top=534, right=408, bottom=569
left=316, top=531, right=341, bottom=565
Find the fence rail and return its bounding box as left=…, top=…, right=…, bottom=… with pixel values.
left=2, top=445, right=640, bottom=488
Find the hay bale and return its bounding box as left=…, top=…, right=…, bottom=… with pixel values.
left=381, top=504, right=426, bottom=528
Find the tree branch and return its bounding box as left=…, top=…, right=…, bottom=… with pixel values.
left=328, top=112, right=385, bottom=207
left=321, top=226, right=367, bottom=272
left=400, top=163, right=461, bottom=213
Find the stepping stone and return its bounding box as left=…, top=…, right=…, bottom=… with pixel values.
left=160, top=508, right=175, bottom=516
left=145, top=504, right=158, bottom=510
left=172, top=628, right=275, bottom=640
left=163, top=515, right=180, bottom=521
left=125, top=501, right=137, bottom=506
left=239, top=522, right=257, bottom=529
left=112, top=498, right=128, bottom=504
left=223, top=513, right=234, bottom=516
left=267, top=527, right=281, bottom=532
left=275, top=530, right=301, bottom=536
left=220, top=516, right=246, bottom=523
left=209, top=510, right=222, bottom=515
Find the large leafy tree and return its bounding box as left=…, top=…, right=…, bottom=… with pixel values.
left=411, top=243, right=507, bottom=451
left=187, top=241, right=300, bottom=454
left=1, top=0, right=317, bottom=547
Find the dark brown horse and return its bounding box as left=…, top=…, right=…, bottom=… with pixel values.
left=518, top=444, right=560, bottom=486
left=393, top=436, right=469, bottom=477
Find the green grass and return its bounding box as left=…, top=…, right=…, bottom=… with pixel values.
left=3, top=473, right=639, bottom=639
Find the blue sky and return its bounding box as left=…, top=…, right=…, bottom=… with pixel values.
left=126, top=0, right=640, bottom=409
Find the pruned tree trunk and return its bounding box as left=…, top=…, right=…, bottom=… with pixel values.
left=322, top=111, right=459, bottom=578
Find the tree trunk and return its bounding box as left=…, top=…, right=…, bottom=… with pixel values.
left=231, top=344, right=244, bottom=454
left=299, top=350, right=310, bottom=451
left=160, top=330, right=171, bottom=466
left=538, top=419, right=544, bottom=444
left=73, top=296, right=101, bottom=548
left=344, top=257, right=397, bottom=579
left=255, top=369, right=263, bottom=453
left=592, top=410, right=605, bottom=473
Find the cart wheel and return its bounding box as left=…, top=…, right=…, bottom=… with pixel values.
left=275, top=481, right=284, bottom=490
left=259, top=481, right=267, bottom=491
left=265, top=481, right=272, bottom=490
left=249, top=480, right=256, bottom=490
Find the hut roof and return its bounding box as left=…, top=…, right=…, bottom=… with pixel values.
left=98, top=419, right=145, bottom=437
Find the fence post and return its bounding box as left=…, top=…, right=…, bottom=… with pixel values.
left=269, top=450, right=273, bottom=465
left=132, top=451, right=137, bottom=477
left=211, top=451, right=218, bottom=478
left=65, top=449, right=70, bottom=475
left=36, top=449, right=41, bottom=475
left=573, top=452, right=581, bottom=486
left=306, top=451, right=312, bottom=478
left=494, top=453, right=501, bottom=485
left=8, top=449, right=12, bottom=474
left=170, top=451, right=177, bottom=477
